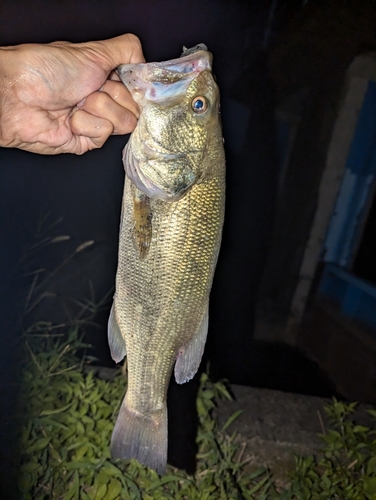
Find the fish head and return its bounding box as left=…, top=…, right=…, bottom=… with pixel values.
left=118, top=47, right=221, bottom=201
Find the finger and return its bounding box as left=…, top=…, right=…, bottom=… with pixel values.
left=100, top=80, right=140, bottom=118
left=77, top=90, right=138, bottom=134
left=70, top=108, right=114, bottom=149
left=108, top=70, right=120, bottom=82
left=90, top=34, right=145, bottom=72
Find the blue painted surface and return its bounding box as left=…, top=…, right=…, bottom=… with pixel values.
left=319, top=264, right=376, bottom=329
left=324, top=81, right=376, bottom=267
left=318, top=79, right=376, bottom=332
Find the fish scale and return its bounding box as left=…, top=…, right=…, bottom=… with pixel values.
left=108, top=46, right=225, bottom=474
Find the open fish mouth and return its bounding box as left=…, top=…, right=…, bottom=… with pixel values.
left=118, top=45, right=213, bottom=201
left=117, top=45, right=212, bottom=106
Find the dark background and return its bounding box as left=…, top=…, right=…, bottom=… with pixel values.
left=0, top=0, right=280, bottom=382
left=2, top=0, right=371, bottom=497
left=0, top=2, right=278, bottom=495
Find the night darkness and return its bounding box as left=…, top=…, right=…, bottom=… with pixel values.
left=1, top=0, right=376, bottom=497
left=0, top=1, right=280, bottom=386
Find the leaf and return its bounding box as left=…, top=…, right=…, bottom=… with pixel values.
left=222, top=410, right=243, bottom=432
left=42, top=417, right=69, bottom=430
left=28, top=436, right=51, bottom=452
left=18, top=473, right=33, bottom=493
left=50, top=446, right=62, bottom=462
left=65, top=461, right=94, bottom=470
left=105, top=479, right=122, bottom=500
left=101, top=462, right=123, bottom=477
left=364, top=477, right=376, bottom=496
left=94, top=483, right=107, bottom=500
left=249, top=467, right=268, bottom=479
left=73, top=444, right=90, bottom=461
left=20, top=461, right=40, bottom=473
left=214, top=382, right=232, bottom=400
left=77, top=421, right=85, bottom=434
left=353, top=425, right=369, bottom=433
left=63, top=470, right=80, bottom=500
left=368, top=456, right=376, bottom=474
left=247, top=474, right=273, bottom=495
left=40, top=403, right=72, bottom=416
left=148, top=474, right=191, bottom=491
left=122, top=472, right=142, bottom=499
left=202, top=390, right=215, bottom=399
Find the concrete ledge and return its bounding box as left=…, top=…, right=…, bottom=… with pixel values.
left=215, top=384, right=373, bottom=480
left=297, top=301, right=376, bottom=403
left=215, top=385, right=325, bottom=478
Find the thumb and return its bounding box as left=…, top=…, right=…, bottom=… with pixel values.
left=87, top=34, right=145, bottom=73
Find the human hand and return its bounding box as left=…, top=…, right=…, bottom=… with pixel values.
left=0, top=34, right=145, bottom=155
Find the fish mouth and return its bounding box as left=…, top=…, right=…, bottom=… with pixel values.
left=119, top=45, right=211, bottom=201
left=117, top=48, right=212, bottom=105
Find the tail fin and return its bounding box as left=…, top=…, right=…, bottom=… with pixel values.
left=110, top=399, right=167, bottom=475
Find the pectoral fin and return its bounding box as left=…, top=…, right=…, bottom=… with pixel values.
left=132, top=185, right=152, bottom=260
left=174, top=306, right=209, bottom=384
left=108, top=303, right=126, bottom=363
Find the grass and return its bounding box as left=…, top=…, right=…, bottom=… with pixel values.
left=16, top=225, right=376, bottom=500
left=18, top=330, right=277, bottom=500
left=283, top=400, right=376, bottom=499
left=18, top=329, right=376, bottom=500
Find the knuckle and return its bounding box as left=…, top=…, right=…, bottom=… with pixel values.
left=102, top=119, right=114, bottom=134
left=125, top=111, right=137, bottom=129
left=94, top=90, right=107, bottom=105
left=86, top=91, right=110, bottom=112
left=125, top=33, right=142, bottom=50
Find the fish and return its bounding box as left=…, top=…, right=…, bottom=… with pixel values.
left=108, top=44, right=225, bottom=475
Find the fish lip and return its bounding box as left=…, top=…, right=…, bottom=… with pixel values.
left=180, top=44, right=208, bottom=57
left=117, top=48, right=211, bottom=82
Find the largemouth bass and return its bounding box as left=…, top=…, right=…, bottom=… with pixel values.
left=108, top=44, right=225, bottom=474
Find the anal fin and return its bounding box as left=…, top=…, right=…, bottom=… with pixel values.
left=108, top=303, right=126, bottom=363
left=174, top=305, right=209, bottom=384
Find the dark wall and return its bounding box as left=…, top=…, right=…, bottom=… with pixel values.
left=258, top=0, right=376, bottom=321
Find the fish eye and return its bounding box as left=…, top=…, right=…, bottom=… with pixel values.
left=191, top=96, right=208, bottom=114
